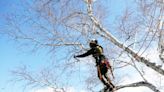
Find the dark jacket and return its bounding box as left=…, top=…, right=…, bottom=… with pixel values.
left=76, top=45, right=106, bottom=65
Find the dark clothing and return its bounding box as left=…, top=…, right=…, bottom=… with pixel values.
left=100, top=62, right=108, bottom=75
left=76, top=45, right=106, bottom=65
left=76, top=45, right=115, bottom=90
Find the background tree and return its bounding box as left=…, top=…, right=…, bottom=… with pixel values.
left=1, top=0, right=164, bottom=92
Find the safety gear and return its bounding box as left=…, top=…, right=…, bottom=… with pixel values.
left=101, top=59, right=110, bottom=69
left=89, top=39, right=98, bottom=48
left=94, top=46, right=103, bottom=56
left=75, top=40, right=115, bottom=89
left=90, top=39, right=98, bottom=44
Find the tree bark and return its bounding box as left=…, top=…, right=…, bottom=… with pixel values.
left=86, top=2, right=164, bottom=76
left=85, top=2, right=162, bottom=92
left=116, top=81, right=160, bottom=92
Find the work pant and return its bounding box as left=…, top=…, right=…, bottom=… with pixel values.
left=97, top=64, right=115, bottom=89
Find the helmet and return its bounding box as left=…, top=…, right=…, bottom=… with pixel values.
left=89, top=39, right=98, bottom=48
left=90, top=39, right=98, bottom=44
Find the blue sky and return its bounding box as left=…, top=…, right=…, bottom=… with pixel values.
left=0, top=0, right=20, bottom=92
left=0, top=0, right=141, bottom=92
left=0, top=0, right=110, bottom=92
left=0, top=37, right=52, bottom=92
left=0, top=1, right=51, bottom=92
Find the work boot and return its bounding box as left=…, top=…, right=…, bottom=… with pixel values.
left=104, top=86, right=108, bottom=91
left=106, top=83, right=114, bottom=92
left=109, top=88, right=113, bottom=92
left=110, top=82, right=115, bottom=88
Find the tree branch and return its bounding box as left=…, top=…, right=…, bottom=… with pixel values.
left=115, top=81, right=160, bottom=92
left=86, top=2, right=164, bottom=76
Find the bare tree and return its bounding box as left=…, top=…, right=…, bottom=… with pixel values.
left=2, top=0, right=164, bottom=92
left=86, top=0, right=164, bottom=91
left=158, top=13, right=164, bottom=62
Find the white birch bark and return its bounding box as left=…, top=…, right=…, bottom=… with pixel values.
left=85, top=2, right=162, bottom=92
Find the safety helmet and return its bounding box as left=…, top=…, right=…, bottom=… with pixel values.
left=89, top=39, right=98, bottom=48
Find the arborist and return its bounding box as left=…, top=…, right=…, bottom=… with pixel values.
left=74, top=39, right=115, bottom=91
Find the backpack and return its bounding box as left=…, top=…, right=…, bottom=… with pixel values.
left=95, top=45, right=103, bottom=55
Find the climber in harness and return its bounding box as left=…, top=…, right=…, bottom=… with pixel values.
left=74, top=39, right=115, bottom=91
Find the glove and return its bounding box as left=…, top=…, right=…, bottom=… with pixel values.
left=74, top=55, right=77, bottom=58
left=74, top=55, right=80, bottom=62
